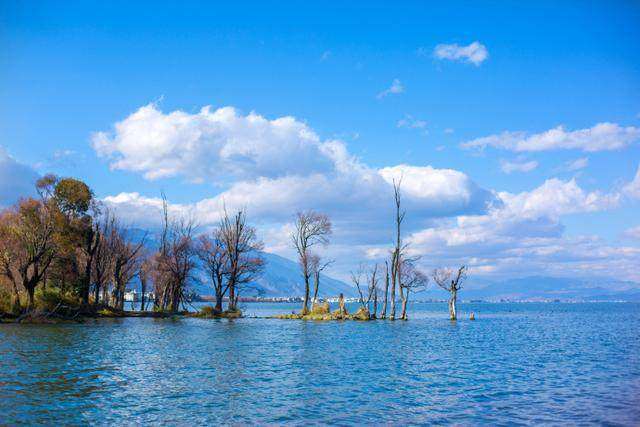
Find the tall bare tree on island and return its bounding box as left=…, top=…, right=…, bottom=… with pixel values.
left=291, top=211, right=332, bottom=315
left=196, top=229, right=229, bottom=312
left=433, top=265, right=468, bottom=321
left=219, top=208, right=264, bottom=312
left=310, top=254, right=333, bottom=306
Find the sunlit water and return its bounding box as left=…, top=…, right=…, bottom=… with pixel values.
left=1, top=302, right=639, bottom=425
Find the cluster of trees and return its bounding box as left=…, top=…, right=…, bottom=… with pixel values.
left=1, top=173, right=467, bottom=321
left=0, top=175, right=264, bottom=316
left=292, top=181, right=468, bottom=321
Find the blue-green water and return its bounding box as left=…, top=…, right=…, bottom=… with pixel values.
left=1, top=302, right=639, bottom=425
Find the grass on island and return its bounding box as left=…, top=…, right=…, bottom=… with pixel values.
left=193, top=305, right=243, bottom=319
left=273, top=301, right=372, bottom=321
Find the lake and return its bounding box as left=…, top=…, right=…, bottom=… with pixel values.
left=1, top=302, right=639, bottom=425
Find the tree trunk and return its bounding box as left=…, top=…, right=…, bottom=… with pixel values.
left=449, top=290, right=457, bottom=320
left=302, top=268, right=310, bottom=315
left=372, top=287, right=378, bottom=319
left=312, top=272, right=320, bottom=305
left=140, top=277, right=147, bottom=312
left=400, top=293, right=408, bottom=320
left=338, top=293, right=346, bottom=317
left=81, top=257, right=92, bottom=306
left=26, top=285, right=35, bottom=311
left=215, top=288, right=223, bottom=312
left=11, top=280, right=21, bottom=313
left=381, top=266, right=389, bottom=319
left=228, top=281, right=236, bottom=311
left=93, top=282, right=101, bottom=305
left=390, top=272, right=396, bottom=320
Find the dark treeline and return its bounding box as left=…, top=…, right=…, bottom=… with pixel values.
left=1, top=174, right=468, bottom=321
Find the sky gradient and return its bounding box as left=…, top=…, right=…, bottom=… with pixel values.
left=1, top=1, right=640, bottom=282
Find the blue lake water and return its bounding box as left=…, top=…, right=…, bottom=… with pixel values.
left=1, top=302, right=639, bottom=425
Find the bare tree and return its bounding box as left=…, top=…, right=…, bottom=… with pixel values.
left=107, top=218, right=146, bottom=310
left=219, top=208, right=264, bottom=312
left=291, top=211, right=331, bottom=314
left=138, top=250, right=153, bottom=311
left=389, top=179, right=406, bottom=320
left=155, top=217, right=197, bottom=312
left=310, top=254, right=333, bottom=306
left=399, top=259, right=428, bottom=320
left=433, top=265, right=468, bottom=321
left=352, top=264, right=379, bottom=319
left=91, top=212, right=114, bottom=305
left=196, top=230, right=229, bottom=312
left=381, top=260, right=390, bottom=319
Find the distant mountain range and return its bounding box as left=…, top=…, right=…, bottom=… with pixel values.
left=446, top=276, right=640, bottom=302
left=192, top=252, right=356, bottom=298
left=127, top=229, right=640, bottom=301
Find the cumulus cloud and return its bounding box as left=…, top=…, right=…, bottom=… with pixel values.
left=0, top=146, right=38, bottom=208
left=433, top=41, right=488, bottom=66
left=377, top=79, right=404, bottom=99
left=462, top=123, right=640, bottom=152
left=92, top=103, right=336, bottom=182
left=393, top=177, right=638, bottom=280
left=500, top=159, right=538, bottom=174
left=94, top=103, right=640, bottom=282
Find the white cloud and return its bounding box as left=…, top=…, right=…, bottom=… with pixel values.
left=563, top=157, right=589, bottom=172
left=623, top=226, right=640, bottom=240
left=92, top=103, right=336, bottom=182
left=434, top=41, right=488, bottom=66
left=462, top=123, right=640, bottom=152
left=0, top=146, right=38, bottom=208
left=397, top=115, right=427, bottom=130
left=396, top=177, right=639, bottom=280
left=377, top=79, right=404, bottom=99
left=94, top=104, right=640, bottom=283
left=623, top=165, right=640, bottom=199
left=500, top=159, right=538, bottom=174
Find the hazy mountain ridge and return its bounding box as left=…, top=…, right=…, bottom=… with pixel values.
left=453, top=276, right=640, bottom=302
left=128, top=229, right=639, bottom=301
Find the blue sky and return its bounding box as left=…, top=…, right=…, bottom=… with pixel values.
left=1, top=1, right=640, bottom=282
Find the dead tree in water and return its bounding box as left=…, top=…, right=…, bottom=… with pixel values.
left=398, top=259, right=428, bottom=320
left=389, top=179, right=406, bottom=320
left=381, top=260, right=390, bottom=319
left=291, top=211, right=331, bottom=315
left=352, top=264, right=379, bottom=319
left=433, top=265, right=467, bottom=321
left=219, top=208, right=264, bottom=312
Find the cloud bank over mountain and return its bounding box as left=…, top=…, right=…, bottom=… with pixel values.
left=90, top=104, right=640, bottom=283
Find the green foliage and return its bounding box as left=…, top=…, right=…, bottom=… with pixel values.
left=35, top=287, right=81, bottom=312
left=54, top=178, right=93, bottom=217
left=194, top=306, right=243, bottom=319
left=0, top=288, right=14, bottom=315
